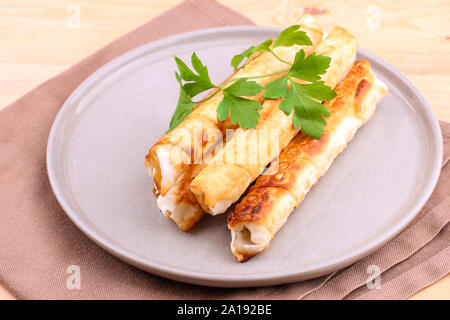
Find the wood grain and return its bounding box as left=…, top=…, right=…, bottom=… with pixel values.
left=0, top=0, right=448, bottom=300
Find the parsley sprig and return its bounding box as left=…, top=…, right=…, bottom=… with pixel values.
left=168, top=25, right=337, bottom=139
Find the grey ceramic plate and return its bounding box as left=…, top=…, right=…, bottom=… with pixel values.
left=47, top=26, right=442, bottom=288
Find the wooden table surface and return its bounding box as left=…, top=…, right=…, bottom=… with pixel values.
left=0, top=0, right=448, bottom=300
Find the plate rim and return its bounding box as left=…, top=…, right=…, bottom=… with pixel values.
left=46, top=25, right=443, bottom=288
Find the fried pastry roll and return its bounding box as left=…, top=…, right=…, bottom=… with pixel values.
left=190, top=26, right=358, bottom=215
left=228, top=59, right=388, bottom=261
left=146, top=14, right=323, bottom=196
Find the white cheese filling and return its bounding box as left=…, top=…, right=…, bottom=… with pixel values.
left=156, top=193, right=177, bottom=217
left=231, top=223, right=272, bottom=255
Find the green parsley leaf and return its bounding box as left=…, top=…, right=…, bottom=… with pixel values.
left=230, top=39, right=273, bottom=70
left=223, top=78, right=263, bottom=97
left=289, top=49, right=332, bottom=82
left=183, top=82, right=214, bottom=98
left=174, top=53, right=214, bottom=90
left=168, top=72, right=196, bottom=132
left=278, top=79, right=330, bottom=138
left=293, top=100, right=329, bottom=139
left=273, top=25, right=312, bottom=48
left=263, top=76, right=289, bottom=99
left=169, top=54, right=216, bottom=131
left=191, top=52, right=211, bottom=82
left=254, top=39, right=273, bottom=52
left=174, top=56, right=197, bottom=82
left=231, top=46, right=255, bottom=70
left=297, top=81, right=337, bottom=101
left=217, top=93, right=262, bottom=129
left=216, top=79, right=263, bottom=129
left=278, top=85, right=295, bottom=115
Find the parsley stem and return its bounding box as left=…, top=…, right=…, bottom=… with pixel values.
left=194, top=87, right=222, bottom=104
left=221, top=68, right=290, bottom=87
left=268, top=49, right=292, bottom=66
left=193, top=67, right=290, bottom=104
left=193, top=66, right=292, bottom=105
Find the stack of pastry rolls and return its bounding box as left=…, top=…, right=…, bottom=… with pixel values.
left=145, top=16, right=388, bottom=260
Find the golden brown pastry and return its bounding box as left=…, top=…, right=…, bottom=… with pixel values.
left=190, top=26, right=358, bottom=215
left=228, top=59, right=388, bottom=262
left=146, top=14, right=324, bottom=196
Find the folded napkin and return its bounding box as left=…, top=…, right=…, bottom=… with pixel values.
left=0, top=0, right=448, bottom=300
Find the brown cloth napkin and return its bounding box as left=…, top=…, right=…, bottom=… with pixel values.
left=0, top=0, right=449, bottom=300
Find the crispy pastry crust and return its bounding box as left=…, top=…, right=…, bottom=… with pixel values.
left=191, top=26, right=358, bottom=215
left=228, top=60, right=388, bottom=261
left=147, top=14, right=324, bottom=196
